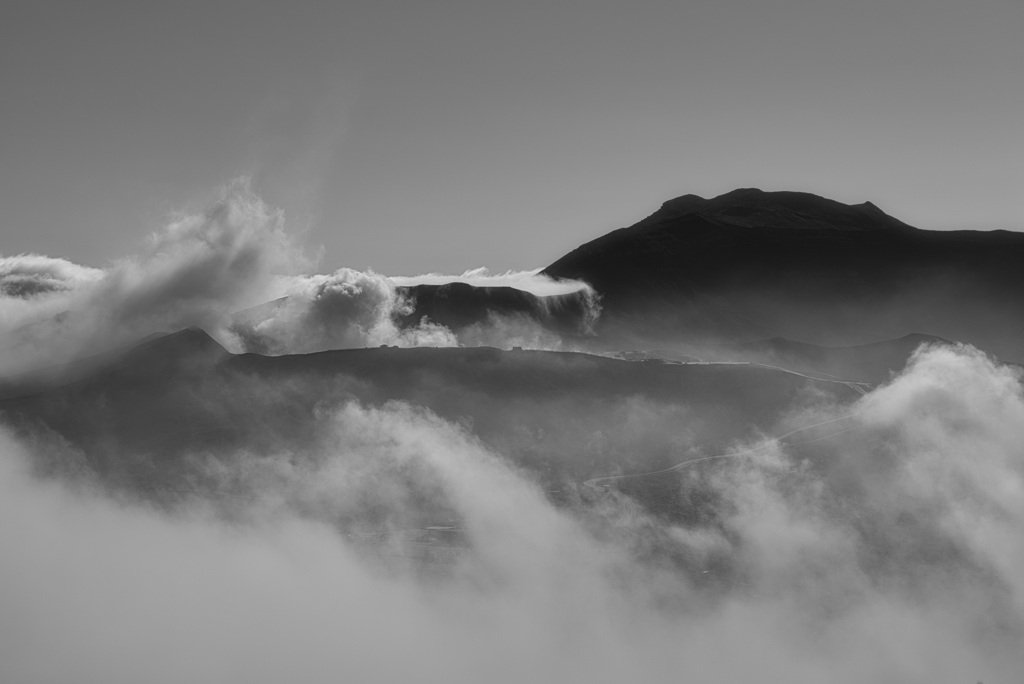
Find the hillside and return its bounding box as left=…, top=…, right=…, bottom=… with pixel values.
left=0, top=328, right=859, bottom=516
left=543, top=189, right=1024, bottom=359
left=675, top=332, right=952, bottom=384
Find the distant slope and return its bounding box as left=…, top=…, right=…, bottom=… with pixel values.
left=691, top=333, right=951, bottom=384
left=0, top=330, right=186, bottom=400
left=543, top=189, right=1024, bottom=359
left=0, top=328, right=858, bottom=508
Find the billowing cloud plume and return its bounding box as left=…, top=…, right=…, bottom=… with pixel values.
left=1, top=185, right=603, bottom=372
left=227, top=267, right=604, bottom=355
left=0, top=180, right=307, bottom=373
left=232, top=268, right=458, bottom=354
left=88, top=180, right=303, bottom=334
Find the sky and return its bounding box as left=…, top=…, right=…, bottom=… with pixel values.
left=1, top=0, right=1022, bottom=275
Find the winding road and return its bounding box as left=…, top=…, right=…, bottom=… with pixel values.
left=583, top=412, right=863, bottom=492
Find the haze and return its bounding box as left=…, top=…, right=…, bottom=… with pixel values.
left=2, top=0, right=1022, bottom=274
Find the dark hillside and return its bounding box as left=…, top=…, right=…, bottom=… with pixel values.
left=543, top=189, right=1024, bottom=359
left=0, top=328, right=859, bottom=509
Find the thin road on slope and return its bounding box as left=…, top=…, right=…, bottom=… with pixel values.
left=583, top=412, right=862, bottom=491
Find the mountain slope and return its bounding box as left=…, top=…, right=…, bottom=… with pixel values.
left=542, top=188, right=1024, bottom=359
left=0, top=327, right=859, bottom=515
left=694, top=333, right=950, bottom=384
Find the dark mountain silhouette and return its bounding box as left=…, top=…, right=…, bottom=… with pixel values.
left=542, top=188, right=1024, bottom=360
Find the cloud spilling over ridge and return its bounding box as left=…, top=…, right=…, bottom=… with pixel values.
left=1, top=183, right=600, bottom=371
left=1, top=344, right=1022, bottom=683
left=232, top=268, right=458, bottom=354
left=390, top=267, right=590, bottom=297
left=229, top=274, right=601, bottom=354
left=387, top=269, right=602, bottom=350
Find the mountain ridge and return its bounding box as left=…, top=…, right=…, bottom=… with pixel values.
left=542, top=188, right=1024, bottom=358
left=633, top=188, right=915, bottom=233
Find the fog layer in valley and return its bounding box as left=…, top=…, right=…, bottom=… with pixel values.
left=1, top=343, right=1022, bottom=683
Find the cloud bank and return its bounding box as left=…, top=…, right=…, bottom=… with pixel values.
left=1, top=344, right=1022, bottom=683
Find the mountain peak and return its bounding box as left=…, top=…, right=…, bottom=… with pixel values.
left=646, top=188, right=912, bottom=232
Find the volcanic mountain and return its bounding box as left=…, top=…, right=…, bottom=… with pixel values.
left=542, top=188, right=1024, bottom=360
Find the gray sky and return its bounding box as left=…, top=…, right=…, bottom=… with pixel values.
left=1, top=0, right=1021, bottom=274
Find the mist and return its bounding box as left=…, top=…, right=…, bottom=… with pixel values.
left=1, top=342, right=1021, bottom=683
left=0, top=183, right=602, bottom=373
left=0, top=181, right=306, bottom=373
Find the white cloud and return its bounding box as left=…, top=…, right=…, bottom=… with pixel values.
left=0, top=254, right=104, bottom=299
left=237, top=268, right=459, bottom=353
left=389, top=267, right=590, bottom=297
left=1, top=345, right=1022, bottom=683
